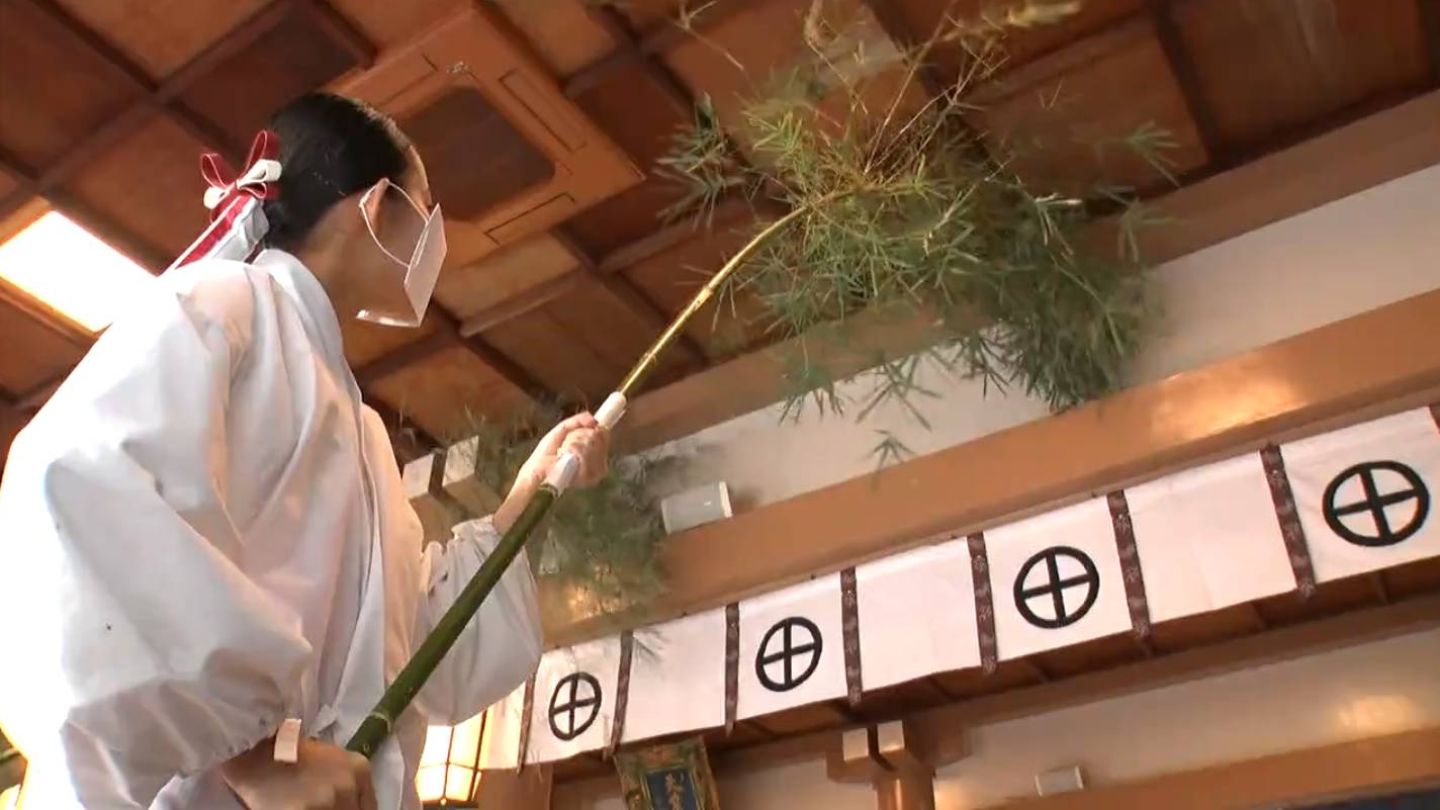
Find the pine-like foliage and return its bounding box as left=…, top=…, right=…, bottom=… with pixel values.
left=660, top=0, right=1168, bottom=452
left=453, top=405, right=678, bottom=620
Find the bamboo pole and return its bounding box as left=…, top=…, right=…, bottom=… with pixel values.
left=346, top=206, right=808, bottom=757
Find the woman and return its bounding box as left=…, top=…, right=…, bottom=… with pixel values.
left=0, top=93, right=609, bottom=809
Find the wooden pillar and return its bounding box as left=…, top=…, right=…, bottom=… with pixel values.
left=827, top=720, right=945, bottom=810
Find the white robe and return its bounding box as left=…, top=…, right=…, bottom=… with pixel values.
left=0, top=249, right=543, bottom=809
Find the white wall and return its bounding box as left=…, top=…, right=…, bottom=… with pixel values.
left=646, top=164, right=1440, bottom=510
left=552, top=628, right=1440, bottom=810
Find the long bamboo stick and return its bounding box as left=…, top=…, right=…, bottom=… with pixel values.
left=346, top=206, right=807, bottom=758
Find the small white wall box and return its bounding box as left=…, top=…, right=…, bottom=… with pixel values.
left=1035, top=765, right=1086, bottom=796
left=660, top=481, right=733, bottom=535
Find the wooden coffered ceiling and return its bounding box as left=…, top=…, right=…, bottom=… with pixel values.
left=1, top=0, right=1438, bottom=471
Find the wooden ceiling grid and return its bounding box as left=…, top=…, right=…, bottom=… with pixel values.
left=0, top=0, right=1437, bottom=472
left=542, top=557, right=1440, bottom=785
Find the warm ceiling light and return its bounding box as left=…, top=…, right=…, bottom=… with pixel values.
left=0, top=211, right=155, bottom=332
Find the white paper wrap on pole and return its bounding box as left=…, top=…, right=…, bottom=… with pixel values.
left=543, top=392, right=628, bottom=493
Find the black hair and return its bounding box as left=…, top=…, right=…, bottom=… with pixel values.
left=261, top=92, right=410, bottom=251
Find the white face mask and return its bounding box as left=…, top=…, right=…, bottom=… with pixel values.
left=355, top=180, right=446, bottom=328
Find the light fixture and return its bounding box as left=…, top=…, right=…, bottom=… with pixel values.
left=0, top=211, right=155, bottom=332
left=416, top=712, right=488, bottom=807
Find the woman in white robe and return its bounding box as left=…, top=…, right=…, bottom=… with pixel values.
left=0, top=93, right=609, bottom=809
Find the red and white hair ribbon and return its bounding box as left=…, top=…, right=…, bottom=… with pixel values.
left=165, top=130, right=282, bottom=273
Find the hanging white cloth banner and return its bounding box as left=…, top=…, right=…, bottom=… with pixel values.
left=527, top=637, right=622, bottom=763
left=856, top=539, right=980, bottom=690
left=476, top=683, right=527, bottom=771
left=1128, top=454, right=1298, bottom=623
left=1281, top=408, right=1440, bottom=583
left=738, top=575, right=846, bottom=720
left=622, top=609, right=728, bottom=743
left=986, top=498, right=1131, bottom=660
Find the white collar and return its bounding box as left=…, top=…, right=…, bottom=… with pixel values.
left=252, top=248, right=350, bottom=379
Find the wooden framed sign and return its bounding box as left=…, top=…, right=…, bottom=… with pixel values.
left=615, top=738, right=721, bottom=810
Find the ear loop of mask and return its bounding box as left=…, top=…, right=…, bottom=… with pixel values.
left=361, top=181, right=430, bottom=267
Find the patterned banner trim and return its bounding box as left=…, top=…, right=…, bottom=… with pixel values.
left=1261, top=445, right=1318, bottom=598
left=840, top=567, right=863, bottom=706
left=1107, top=490, right=1153, bottom=638
left=967, top=532, right=999, bottom=673
left=607, top=630, right=635, bottom=756
left=724, top=602, right=740, bottom=734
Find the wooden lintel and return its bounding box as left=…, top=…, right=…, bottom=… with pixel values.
left=1003, top=725, right=1440, bottom=809
left=546, top=288, right=1440, bottom=644
left=596, top=197, right=755, bottom=275
left=458, top=270, right=587, bottom=338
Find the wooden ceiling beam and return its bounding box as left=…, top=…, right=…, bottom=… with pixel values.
left=0, top=143, right=172, bottom=271
left=595, top=196, right=754, bottom=275
left=457, top=269, right=587, bottom=338
left=860, top=0, right=946, bottom=98
left=554, top=226, right=710, bottom=366
left=1419, top=0, right=1440, bottom=86
left=1144, top=0, right=1226, bottom=166
left=22, top=0, right=243, bottom=155
left=290, top=0, right=377, bottom=70
left=0, top=0, right=289, bottom=223
left=562, top=0, right=770, bottom=98
left=428, top=307, right=553, bottom=405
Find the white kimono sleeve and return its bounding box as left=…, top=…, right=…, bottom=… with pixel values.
left=0, top=266, right=311, bottom=807
left=412, top=518, right=544, bottom=725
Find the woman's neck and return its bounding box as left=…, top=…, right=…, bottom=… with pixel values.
left=293, top=236, right=362, bottom=323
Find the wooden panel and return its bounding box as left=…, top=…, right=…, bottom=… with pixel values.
left=338, top=6, right=642, bottom=266
left=177, top=5, right=361, bottom=145
left=537, top=275, right=689, bottom=391
left=1148, top=604, right=1259, bottom=652
left=481, top=309, right=619, bottom=405
left=399, top=86, right=554, bottom=220
left=328, top=0, right=463, bottom=48
left=614, top=0, right=681, bottom=29
left=0, top=168, right=18, bottom=203
left=971, top=18, right=1208, bottom=195
left=0, top=287, right=87, bottom=393
left=0, top=405, right=26, bottom=478
left=1030, top=633, right=1147, bottom=678
left=664, top=0, right=926, bottom=158
left=891, top=0, right=1143, bottom=75
left=368, top=344, right=532, bottom=440
left=340, top=310, right=442, bottom=368
left=750, top=703, right=852, bottom=737
left=929, top=660, right=1039, bottom=699
left=493, top=0, right=615, bottom=75
left=620, top=221, right=769, bottom=358
left=435, top=232, right=583, bottom=320
left=65, top=117, right=207, bottom=256
left=1176, top=0, right=1430, bottom=149
left=1252, top=576, right=1384, bottom=627
left=565, top=58, right=691, bottom=257
left=0, top=1, right=143, bottom=168
left=1384, top=557, right=1440, bottom=600
left=52, top=0, right=270, bottom=79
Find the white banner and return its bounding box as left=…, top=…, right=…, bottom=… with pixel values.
left=1283, top=408, right=1440, bottom=583
left=1129, top=454, right=1297, bottom=623
left=856, top=539, right=979, bottom=690
left=623, top=609, right=728, bottom=743
left=527, top=637, right=622, bottom=763
left=738, top=574, right=846, bottom=720
left=467, top=407, right=1440, bottom=771
left=476, top=683, right=526, bottom=771
left=985, top=498, right=1131, bottom=660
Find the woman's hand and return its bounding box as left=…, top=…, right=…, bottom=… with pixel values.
left=493, top=413, right=611, bottom=533
left=220, top=738, right=377, bottom=810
